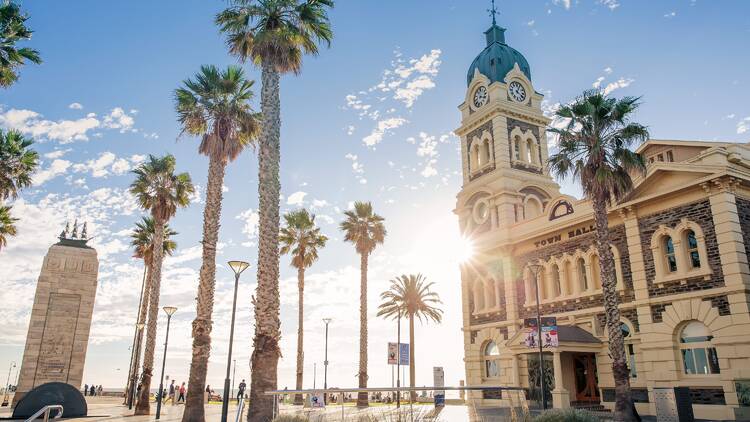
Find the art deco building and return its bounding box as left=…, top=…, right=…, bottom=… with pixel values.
left=456, top=17, right=750, bottom=421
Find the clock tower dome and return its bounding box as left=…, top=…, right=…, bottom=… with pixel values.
left=455, top=12, right=560, bottom=237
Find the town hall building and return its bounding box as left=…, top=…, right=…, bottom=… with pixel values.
left=456, top=15, right=750, bottom=421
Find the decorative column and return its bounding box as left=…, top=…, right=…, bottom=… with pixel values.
left=705, top=178, right=750, bottom=290
left=502, top=252, right=519, bottom=325
left=551, top=351, right=570, bottom=409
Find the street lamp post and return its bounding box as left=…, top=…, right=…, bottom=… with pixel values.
left=322, top=318, right=331, bottom=403
left=231, top=359, right=236, bottom=404
left=2, top=361, right=16, bottom=407
left=155, top=306, right=177, bottom=420
left=129, top=323, right=145, bottom=410
left=221, top=260, right=249, bottom=422
left=396, top=311, right=401, bottom=409
left=528, top=264, right=547, bottom=410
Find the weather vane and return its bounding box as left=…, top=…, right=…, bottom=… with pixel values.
left=488, top=0, right=498, bottom=25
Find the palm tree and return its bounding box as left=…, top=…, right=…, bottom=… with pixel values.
left=175, top=64, right=260, bottom=422
left=0, top=1, right=42, bottom=87
left=340, top=201, right=386, bottom=407
left=547, top=90, right=648, bottom=422
left=280, top=209, right=328, bottom=405
left=0, top=205, right=17, bottom=251
left=0, top=129, right=38, bottom=201
left=130, top=155, right=194, bottom=415
left=125, top=217, right=178, bottom=404
left=216, top=2, right=333, bottom=419
left=377, top=274, right=443, bottom=402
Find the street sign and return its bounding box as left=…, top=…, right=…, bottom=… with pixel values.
left=388, top=342, right=409, bottom=365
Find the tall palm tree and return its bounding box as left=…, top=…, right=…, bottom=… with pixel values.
left=547, top=90, right=648, bottom=422
left=124, top=217, right=178, bottom=404
left=130, top=155, right=194, bottom=415
left=340, top=201, right=386, bottom=407
left=280, top=209, right=328, bottom=405
left=0, top=205, right=17, bottom=251
left=377, top=273, right=443, bottom=402
left=175, top=64, right=260, bottom=422
left=216, top=2, right=333, bottom=419
left=0, top=129, right=38, bottom=201
left=0, top=1, right=41, bottom=88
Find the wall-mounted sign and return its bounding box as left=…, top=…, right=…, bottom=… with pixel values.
left=533, top=224, right=595, bottom=249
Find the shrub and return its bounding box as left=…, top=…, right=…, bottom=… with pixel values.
left=533, top=408, right=601, bottom=422
left=272, top=416, right=310, bottom=422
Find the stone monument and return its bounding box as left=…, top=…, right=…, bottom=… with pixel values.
left=13, top=221, right=99, bottom=405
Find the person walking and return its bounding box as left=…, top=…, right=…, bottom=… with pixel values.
left=98, top=385, right=103, bottom=396
left=178, top=382, right=186, bottom=404
left=84, top=384, right=88, bottom=396
left=237, top=379, right=246, bottom=402
left=89, top=385, right=95, bottom=396
left=166, top=380, right=176, bottom=405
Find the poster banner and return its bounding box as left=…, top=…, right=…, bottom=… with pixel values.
left=388, top=342, right=410, bottom=365
left=523, top=317, right=558, bottom=348
left=310, top=392, right=325, bottom=408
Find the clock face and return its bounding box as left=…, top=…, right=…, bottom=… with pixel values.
left=473, top=86, right=488, bottom=108
left=508, top=81, right=527, bottom=102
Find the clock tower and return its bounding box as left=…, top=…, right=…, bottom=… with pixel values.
left=455, top=15, right=560, bottom=238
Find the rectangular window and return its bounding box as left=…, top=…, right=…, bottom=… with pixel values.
left=682, top=349, right=696, bottom=374
left=682, top=347, right=720, bottom=375
left=666, top=150, right=674, bottom=162
left=657, top=154, right=664, bottom=162
left=649, top=157, right=655, bottom=164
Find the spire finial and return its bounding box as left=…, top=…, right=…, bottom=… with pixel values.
left=488, top=0, right=498, bottom=25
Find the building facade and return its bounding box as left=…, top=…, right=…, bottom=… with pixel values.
left=456, top=19, right=750, bottom=421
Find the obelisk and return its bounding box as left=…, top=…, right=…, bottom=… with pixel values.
left=13, top=221, right=99, bottom=405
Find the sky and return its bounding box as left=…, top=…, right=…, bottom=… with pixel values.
left=1, top=0, right=749, bottom=394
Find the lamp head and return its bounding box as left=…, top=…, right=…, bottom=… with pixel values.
left=528, top=263, right=544, bottom=277
left=163, top=306, right=178, bottom=316
left=228, top=260, right=250, bottom=276
left=322, top=318, right=332, bottom=324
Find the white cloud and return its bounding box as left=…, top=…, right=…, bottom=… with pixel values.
left=394, top=75, right=436, bottom=108
left=362, top=117, right=407, bottom=147
left=598, top=0, right=620, bottom=10
left=345, top=153, right=367, bottom=184
left=0, top=108, right=100, bottom=143
left=43, top=149, right=70, bottom=159
left=553, top=0, right=571, bottom=9
left=111, top=158, right=131, bottom=175
left=286, top=191, right=307, bottom=206
left=311, top=199, right=329, bottom=209
left=73, top=152, right=116, bottom=178
left=604, top=67, right=613, bottom=75
left=738, top=117, right=750, bottom=134
left=235, top=208, right=259, bottom=247
left=33, top=159, right=71, bottom=185
left=68, top=102, right=83, bottom=110
left=102, top=107, right=135, bottom=133
left=130, top=154, right=146, bottom=164
left=593, top=76, right=605, bottom=89
left=602, top=77, right=635, bottom=95
left=664, top=11, right=677, bottom=18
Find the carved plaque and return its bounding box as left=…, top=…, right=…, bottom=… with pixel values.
left=35, top=293, right=80, bottom=384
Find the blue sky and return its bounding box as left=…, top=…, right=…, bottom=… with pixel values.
left=1, top=0, right=749, bottom=393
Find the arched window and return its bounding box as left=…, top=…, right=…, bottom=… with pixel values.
left=685, top=230, right=701, bottom=269
left=473, top=281, right=485, bottom=312
left=526, top=139, right=534, bottom=163
left=524, top=196, right=543, bottom=220
left=551, top=264, right=561, bottom=297
left=485, top=280, right=497, bottom=309
left=577, top=258, right=588, bottom=291
left=514, top=136, right=521, bottom=160
left=679, top=321, right=720, bottom=375
left=591, top=254, right=602, bottom=289
left=482, top=139, right=491, bottom=166
left=663, top=236, right=677, bottom=273
left=621, top=323, right=637, bottom=378
left=483, top=341, right=500, bottom=378
left=473, top=144, right=481, bottom=168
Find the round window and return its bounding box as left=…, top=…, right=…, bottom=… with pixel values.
left=472, top=199, right=490, bottom=225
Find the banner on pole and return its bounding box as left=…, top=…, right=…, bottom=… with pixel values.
left=388, top=342, right=409, bottom=365
left=433, top=367, right=445, bottom=407
left=523, top=317, right=558, bottom=348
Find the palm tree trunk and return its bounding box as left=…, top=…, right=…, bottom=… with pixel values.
left=293, top=265, right=305, bottom=405
left=135, top=221, right=166, bottom=415
left=125, top=264, right=149, bottom=404
left=248, top=61, right=282, bottom=422
left=356, top=252, right=369, bottom=408
left=409, top=315, right=416, bottom=402
left=182, top=154, right=227, bottom=422
left=591, top=198, right=637, bottom=422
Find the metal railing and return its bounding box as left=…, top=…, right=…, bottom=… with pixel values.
left=264, top=385, right=529, bottom=421
left=235, top=396, right=245, bottom=422
left=24, top=404, right=63, bottom=422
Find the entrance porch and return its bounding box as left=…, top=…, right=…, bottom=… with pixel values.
left=506, top=325, right=604, bottom=410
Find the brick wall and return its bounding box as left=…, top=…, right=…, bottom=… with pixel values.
left=638, top=200, right=725, bottom=298
left=736, top=197, right=750, bottom=260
